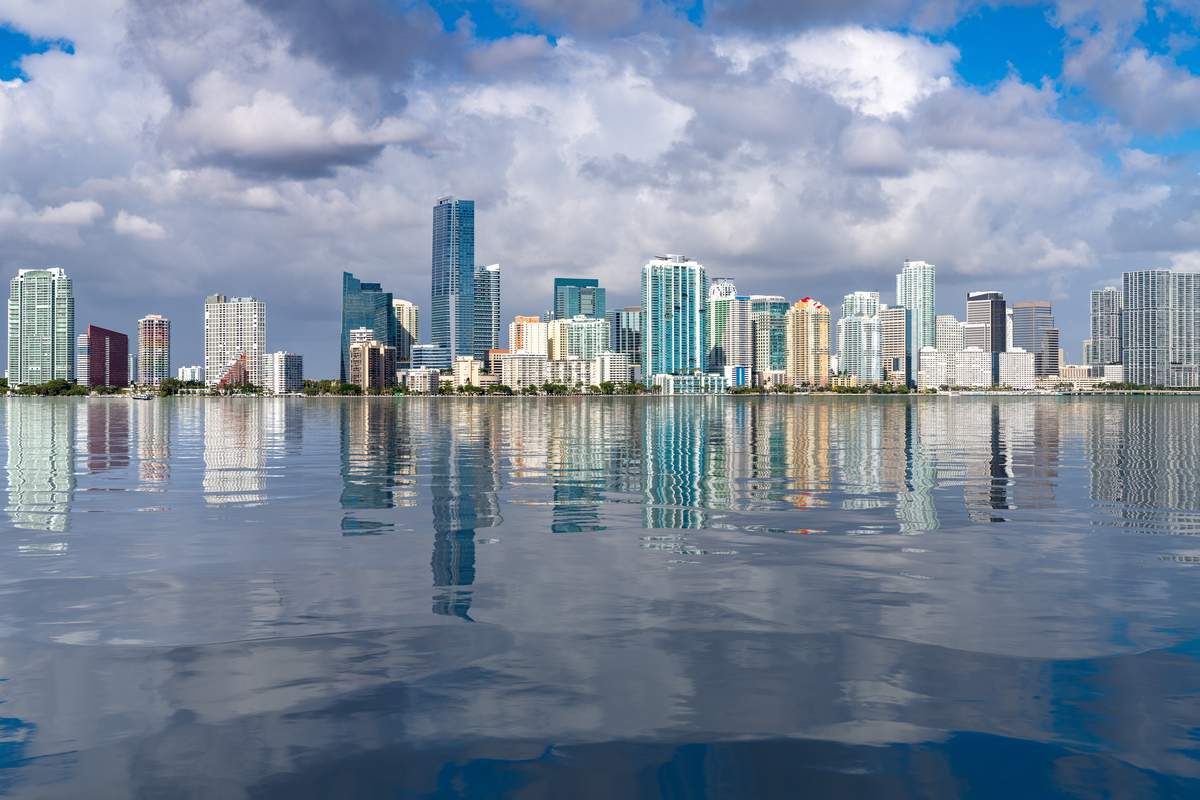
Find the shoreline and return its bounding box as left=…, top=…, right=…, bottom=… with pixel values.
left=7, top=390, right=1200, bottom=400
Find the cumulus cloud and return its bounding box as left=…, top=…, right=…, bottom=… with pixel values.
left=113, top=210, right=168, bottom=240
left=35, top=200, right=105, bottom=226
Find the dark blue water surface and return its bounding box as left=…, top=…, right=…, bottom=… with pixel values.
left=0, top=396, right=1198, bottom=798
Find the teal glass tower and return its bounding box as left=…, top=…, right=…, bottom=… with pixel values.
left=553, top=278, right=606, bottom=320
left=340, top=272, right=395, bottom=383
left=432, top=196, right=476, bottom=360
left=641, top=255, right=707, bottom=385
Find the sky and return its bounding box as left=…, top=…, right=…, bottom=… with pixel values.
left=2, top=0, right=1200, bottom=376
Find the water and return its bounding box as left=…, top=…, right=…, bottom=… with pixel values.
left=0, top=396, right=1198, bottom=798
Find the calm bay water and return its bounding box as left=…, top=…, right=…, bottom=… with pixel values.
left=0, top=395, right=1198, bottom=797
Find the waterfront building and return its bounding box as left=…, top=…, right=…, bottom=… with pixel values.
left=880, top=305, right=913, bottom=387
left=7, top=267, right=74, bottom=386
left=500, top=351, right=549, bottom=391
left=553, top=278, right=606, bottom=320
left=916, top=347, right=948, bottom=391
left=1122, top=270, right=1200, bottom=386
left=474, top=264, right=501, bottom=365
left=1089, top=287, right=1122, bottom=366
left=348, top=337, right=397, bottom=391
left=392, top=299, right=418, bottom=367
left=784, top=297, right=830, bottom=387
left=1012, top=301, right=1060, bottom=377
left=837, top=291, right=882, bottom=385
left=136, top=314, right=170, bottom=386
left=641, top=254, right=708, bottom=385
left=750, top=295, right=788, bottom=381
left=401, top=367, right=441, bottom=393
left=204, top=294, right=265, bottom=387
left=177, top=365, right=203, bottom=382
left=452, top=356, right=484, bottom=388
left=262, top=351, right=303, bottom=395
left=606, top=306, right=642, bottom=366
left=955, top=347, right=993, bottom=388
left=76, top=325, right=129, bottom=388
left=896, top=260, right=936, bottom=349
left=411, top=343, right=451, bottom=371
left=707, top=280, right=752, bottom=375
left=340, top=272, right=395, bottom=383
left=547, top=357, right=593, bottom=388
left=935, top=314, right=963, bottom=380
left=508, top=315, right=550, bottom=355
left=594, top=351, right=632, bottom=384
left=999, top=348, right=1035, bottom=390
left=431, top=196, right=476, bottom=360
left=966, top=290, right=1006, bottom=383
left=654, top=372, right=728, bottom=395
left=549, top=315, right=609, bottom=360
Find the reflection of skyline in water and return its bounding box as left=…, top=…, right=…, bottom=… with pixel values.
left=202, top=400, right=263, bottom=505
left=136, top=400, right=169, bottom=484
left=339, top=400, right=414, bottom=534
left=83, top=401, right=130, bottom=474
left=5, top=400, right=75, bottom=534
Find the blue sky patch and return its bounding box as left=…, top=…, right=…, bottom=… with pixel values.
left=0, top=25, right=73, bottom=81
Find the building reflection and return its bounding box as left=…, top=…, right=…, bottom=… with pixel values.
left=202, top=400, right=264, bottom=505
left=339, top=400, right=414, bottom=534
left=643, top=398, right=714, bottom=529
left=83, top=400, right=131, bottom=473
left=6, top=400, right=76, bottom=533
left=547, top=401, right=610, bottom=533
left=136, top=400, right=170, bottom=484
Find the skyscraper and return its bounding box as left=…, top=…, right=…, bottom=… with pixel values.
left=750, top=295, right=788, bottom=381
left=341, top=272, right=395, bottom=383
left=1089, top=287, right=1122, bottom=366
left=392, top=299, right=419, bottom=367
left=262, top=352, right=303, bottom=395
left=76, top=325, right=129, bottom=388
left=641, top=254, right=707, bottom=384
left=473, top=264, right=501, bottom=364
left=606, top=307, right=643, bottom=368
left=785, top=297, right=830, bottom=387
left=936, top=313, right=963, bottom=379
left=1011, top=301, right=1060, bottom=377
left=137, top=314, right=171, bottom=386
left=7, top=267, right=74, bottom=386
left=966, top=290, right=1006, bottom=383
left=553, top=278, right=606, bottom=320
left=1123, top=270, right=1200, bottom=386
left=707, top=279, right=752, bottom=374
left=880, top=305, right=913, bottom=387
left=896, top=260, right=936, bottom=350
left=549, top=315, right=609, bottom=360
left=508, top=315, right=550, bottom=355
left=837, top=291, right=882, bottom=385
left=204, top=294, right=266, bottom=387
left=431, top=196, right=476, bottom=360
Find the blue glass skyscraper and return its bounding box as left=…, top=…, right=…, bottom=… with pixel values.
left=432, top=196, right=476, bottom=360
left=641, top=254, right=708, bottom=385
left=340, top=271, right=395, bottom=383
left=553, top=278, right=606, bottom=320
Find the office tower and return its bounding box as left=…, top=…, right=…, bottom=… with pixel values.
left=1088, top=287, right=1121, bottom=366
left=1006, top=307, right=1014, bottom=351
left=431, top=196, right=476, bottom=360
left=784, top=297, right=830, bottom=387
left=966, top=290, right=1006, bottom=383
left=473, top=264, right=501, bottom=364
left=1012, top=301, right=1060, bottom=377
left=136, top=314, right=170, bottom=386
left=549, top=315, right=609, bottom=360
left=837, top=291, right=882, bottom=385
left=880, top=305, right=913, bottom=386
left=76, top=325, right=129, bottom=388
left=411, top=343, right=451, bottom=371
left=1123, top=270, right=1200, bottom=386
left=7, top=267, right=74, bottom=386
left=749, top=296, right=788, bottom=379
left=262, top=351, right=303, bottom=395
left=341, top=272, right=395, bottom=383
left=916, top=347, right=948, bottom=390
left=935, top=313, right=963, bottom=377
left=641, top=254, right=708, bottom=384
left=707, top=280, right=752, bottom=374
left=508, top=315, right=550, bottom=355
left=553, top=278, right=606, bottom=319
left=392, top=299, right=418, bottom=366
left=896, top=260, right=936, bottom=349
left=349, top=337, right=397, bottom=391
left=606, top=306, right=643, bottom=366
left=177, top=365, right=203, bottom=382
left=204, top=294, right=266, bottom=387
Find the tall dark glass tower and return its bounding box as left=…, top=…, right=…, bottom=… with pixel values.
left=432, top=196, right=476, bottom=360
left=340, top=272, right=395, bottom=383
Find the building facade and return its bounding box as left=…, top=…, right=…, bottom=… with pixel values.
left=204, top=294, right=266, bottom=387
left=348, top=338, right=397, bottom=391
left=431, top=196, right=476, bottom=360
left=553, top=278, right=606, bottom=319
left=500, top=351, right=549, bottom=391
left=1120, top=270, right=1200, bottom=386
left=340, top=272, right=395, bottom=383
left=177, top=365, right=203, bottom=382
left=642, top=254, right=708, bottom=385
left=998, top=348, right=1035, bottom=390
left=1011, top=301, right=1060, bottom=377
left=137, top=314, right=171, bottom=386
left=606, top=307, right=643, bottom=368
left=880, top=305, right=913, bottom=387
left=7, top=267, right=74, bottom=386
left=509, top=315, right=550, bottom=355
left=784, top=297, right=830, bottom=387
left=966, top=290, right=1006, bottom=383
left=76, top=325, right=129, bottom=387
left=956, top=347, right=993, bottom=388
left=896, top=260, right=936, bottom=350
left=549, top=315, right=609, bottom=360
left=1089, top=287, right=1122, bottom=366
left=473, top=264, right=501, bottom=364
left=750, top=295, right=788, bottom=380
left=707, top=280, right=752, bottom=375
left=262, top=351, right=303, bottom=395
left=392, top=299, right=419, bottom=367
left=837, top=291, right=882, bottom=385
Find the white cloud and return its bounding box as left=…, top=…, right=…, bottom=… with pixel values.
left=113, top=210, right=167, bottom=240
left=35, top=200, right=105, bottom=226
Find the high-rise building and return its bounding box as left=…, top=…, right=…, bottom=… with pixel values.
left=966, top=290, right=1006, bottom=383
left=349, top=338, right=397, bottom=391
left=935, top=314, right=963, bottom=377
left=76, top=325, right=129, bottom=388
left=1012, top=301, right=1060, bottom=377
left=431, top=196, right=476, bottom=360
left=707, top=280, right=752, bottom=374
left=999, top=348, right=1035, bottom=390
left=606, top=307, right=643, bottom=367
left=880, top=305, right=913, bottom=387
left=749, top=295, right=788, bottom=380
left=553, top=278, right=606, bottom=320
left=896, top=260, right=936, bottom=350
left=262, top=351, right=303, bottom=395
left=784, top=297, right=830, bottom=387
left=508, top=315, right=550, bottom=355
left=837, top=291, right=882, bottom=385
left=7, top=267, right=74, bottom=386
left=204, top=294, right=266, bottom=387
left=549, top=315, right=609, bottom=360
left=341, top=272, right=395, bottom=383
left=136, top=314, right=171, bottom=386
left=177, top=365, right=203, bottom=382
left=391, top=299, right=419, bottom=367
left=1088, top=287, right=1121, bottom=366
left=1123, top=270, right=1200, bottom=386
left=641, top=254, right=707, bottom=384
left=473, top=264, right=501, bottom=365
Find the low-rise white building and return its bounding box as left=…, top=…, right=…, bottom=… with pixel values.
left=593, top=351, right=631, bottom=384
left=654, top=372, right=728, bottom=395
left=500, top=352, right=549, bottom=391
left=452, top=356, right=484, bottom=388
left=176, top=365, right=203, bottom=382
left=262, top=351, right=303, bottom=395
left=547, top=356, right=593, bottom=388
left=916, top=347, right=948, bottom=391
left=998, top=348, right=1035, bottom=390
left=401, top=367, right=441, bottom=394
left=955, top=347, right=993, bottom=388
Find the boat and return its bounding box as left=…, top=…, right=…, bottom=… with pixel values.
left=131, top=393, right=155, bottom=400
